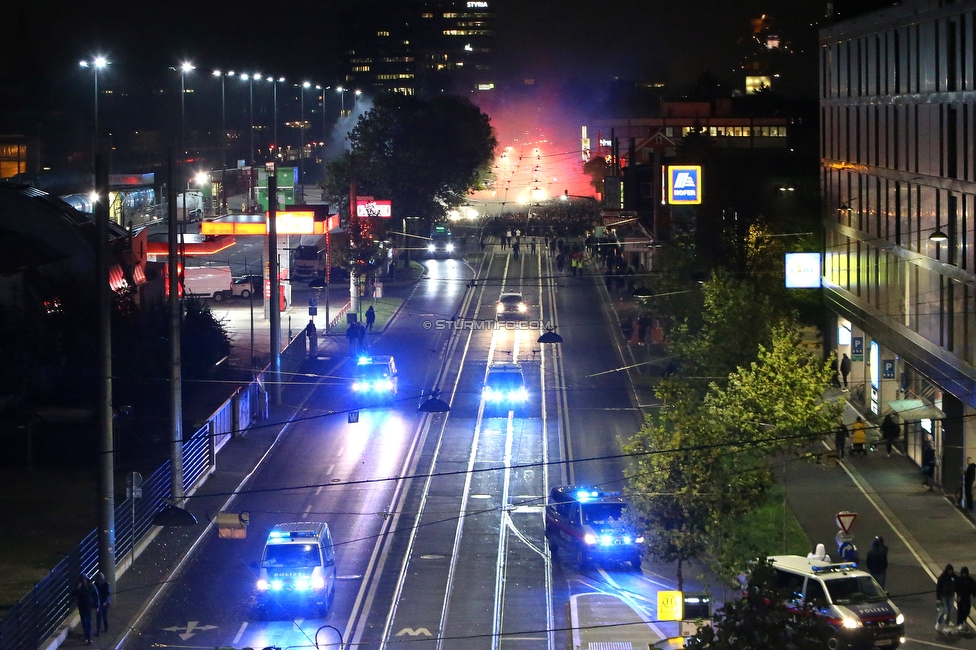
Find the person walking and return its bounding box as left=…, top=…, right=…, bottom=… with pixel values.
left=831, top=355, right=842, bottom=388
left=834, top=420, right=848, bottom=460
left=922, top=437, right=937, bottom=490
left=365, top=305, right=375, bottom=332
left=851, top=416, right=867, bottom=457
left=881, top=414, right=900, bottom=457
left=93, top=572, right=110, bottom=636
left=957, top=566, right=976, bottom=633
left=965, top=456, right=976, bottom=511
left=71, top=575, right=98, bottom=645
left=346, top=321, right=359, bottom=356
left=865, top=536, right=888, bottom=588
left=937, top=564, right=957, bottom=633
left=357, top=320, right=367, bottom=352
left=840, top=353, right=852, bottom=389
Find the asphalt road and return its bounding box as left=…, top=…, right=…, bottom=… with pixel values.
left=119, top=247, right=713, bottom=650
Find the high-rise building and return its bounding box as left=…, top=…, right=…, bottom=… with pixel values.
left=820, top=0, right=976, bottom=497
left=339, top=0, right=495, bottom=97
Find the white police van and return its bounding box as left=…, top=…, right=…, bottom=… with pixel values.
left=255, top=522, right=337, bottom=615
left=769, top=555, right=904, bottom=649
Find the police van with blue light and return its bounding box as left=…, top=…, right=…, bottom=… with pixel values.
left=544, top=486, right=643, bottom=570
left=255, top=522, right=337, bottom=615
left=482, top=362, right=528, bottom=412
left=352, top=355, right=398, bottom=400
left=768, top=554, right=905, bottom=649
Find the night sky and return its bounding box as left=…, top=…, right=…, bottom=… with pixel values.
left=9, top=0, right=830, bottom=101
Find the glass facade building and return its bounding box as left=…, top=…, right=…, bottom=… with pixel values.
left=820, top=0, right=976, bottom=493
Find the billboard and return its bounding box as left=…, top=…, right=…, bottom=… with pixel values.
left=667, top=166, right=702, bottom=204
left=784, top=252, right=822, bottom=288
left=356, top=199, right=392, bottom=218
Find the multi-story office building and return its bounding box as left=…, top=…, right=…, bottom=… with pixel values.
left=820, top=0, right=976, bottom=495
left=339, top=0, right=494, bottom=97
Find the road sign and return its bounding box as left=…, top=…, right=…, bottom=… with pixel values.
left=658, top=590, right=683, bottom=621
left=836, top=511, right=857, bottom=534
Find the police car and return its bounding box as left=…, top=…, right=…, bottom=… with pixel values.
left=255, top=522, right=337, bottom=615
left=544, top=486, right=643, bottom=570
left=482, top=363, right=528, bottom=412
left=352, top=355, right=398, bottom=401
left=769, top=555, right=905, bottom=649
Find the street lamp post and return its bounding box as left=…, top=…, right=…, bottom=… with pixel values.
left=79, top=56, right=109, bottom=173
left=174, top=61, right=195, bottom=164
left=300, top=81, right=311, bottom=203
left=267, top=76, right=284, bottom=161
left=241, top=72, right=261, bottom=165
left=318, top=85, right=330, bottom=142
left=337, top=86, right=346, bottom=117
left=354, top=89, right=361, bottom=114
left=213, top=70, right=233, bottom=213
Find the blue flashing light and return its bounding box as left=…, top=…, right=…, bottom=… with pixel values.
left=270, top=579, right=284, bottom=591
left=575, top=489, right=600, bottom=502
left=357, top=356, right=372, bottom=365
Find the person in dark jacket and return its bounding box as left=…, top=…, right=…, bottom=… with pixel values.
left=881, top=414, right=900, bottom=457
left=937, top=564, right=957, bottom=633
left=865, top=536, right=889, bottom=588
left=922, top=438, right=937, bottom=490
left=956, top=566, right=976, bottom=633
left=71, top=575, right=99, bottom=644
left=840, top=353, right=852, bottom=388
left=93, top=572, right=110, bottom=636
left=365, top=305, right=376, bottom=331
left=835, top=421, right=848, bottom=460
left=965, top=457, right=976, bottom=511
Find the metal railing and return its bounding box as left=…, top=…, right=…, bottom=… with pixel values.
left=0, top=330, right=306, bottom=650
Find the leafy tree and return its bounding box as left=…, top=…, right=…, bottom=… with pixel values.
left=684, top=559, right=833, bottom=650
left=582, top=155, right=610, bottom=194
left=665, top=269, right=774, bottom=393
left=321, top=92, right=496, bottom=229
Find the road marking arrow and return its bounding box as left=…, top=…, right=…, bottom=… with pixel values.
left=396, top=627, right=433, bottom=637
left=163, top=621, right=218, bottom=640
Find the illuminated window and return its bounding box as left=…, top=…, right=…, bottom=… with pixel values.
left=377, top=30, right=389, bottom=36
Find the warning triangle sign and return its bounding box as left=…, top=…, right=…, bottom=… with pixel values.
left=836, top=511, right=857, bottom=534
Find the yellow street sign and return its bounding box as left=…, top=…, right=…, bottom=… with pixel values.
left=658, top=590, right=683, bottom=621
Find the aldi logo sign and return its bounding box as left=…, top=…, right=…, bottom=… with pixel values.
left=667, top=165, right=702, bottom=204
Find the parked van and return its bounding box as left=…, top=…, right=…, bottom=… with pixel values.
left=255, top=522, right=337, bottom=615
left=768, top=554, right=904, bottom=649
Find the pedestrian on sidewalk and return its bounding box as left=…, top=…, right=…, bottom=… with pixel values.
left=881, top=414, right=899, bottom=457
left=835, top=420, right=848, bottom=459
left=957, top=566, right=976, bottom=633
left=93, top=572, right=110, bottom=636
left=965, top=457, right=976, bottom=510
left=71, top=575, right=98, bottom=645
left=365, top=305, right=375, bottom=332
left=922, top=437, right=937, bottom=490
left=851, top=416, right=867, bottom=457
left=937, top=564, right=957, bottom=633
left=831, top=355, right=842, bottom=388
left=840, top=353, right=852, bottom=388
left=865, top=536, right=888, bottom=588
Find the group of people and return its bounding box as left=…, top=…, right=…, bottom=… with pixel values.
left=936, top=563, right=976, bottom=634
left=71, top=573, right=110, bottom=645
left=834, top=414, right=901, bottom=460
left=345, top=305, right=376, bottom=356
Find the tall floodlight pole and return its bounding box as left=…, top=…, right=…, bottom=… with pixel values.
left=354, top=89, right=361, bottom=114
left=318, top=85, right=329, bottom=143
left=177, top=62, right=195, bottom=163
left=300, top=81, right=311, bottom=203
left=241, top=72, right=260, bottom=165
left=79, top=56, right=109, bottom=181
left=337, top=86, right=345, bottom=117
left=94, top=153, right=117, bottom=596
left=167, top=149, right=185, bottom=505
left=213, top=70, right=233, bottom=212
left=266, top=76, right=284, bottom=161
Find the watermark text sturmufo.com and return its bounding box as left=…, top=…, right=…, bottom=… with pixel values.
left=422, top=319, right=554, bottom=331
